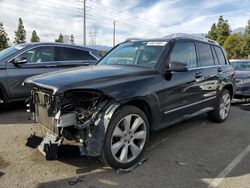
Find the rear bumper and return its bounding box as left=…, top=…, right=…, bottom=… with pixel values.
left=234, top=84, right=250, bottom=98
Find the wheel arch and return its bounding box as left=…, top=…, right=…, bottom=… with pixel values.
left=222, top=84, right=234, bottom=99
left=121, top=98, right=153, bottom=129
left=0, top=83, right=8, bottom=103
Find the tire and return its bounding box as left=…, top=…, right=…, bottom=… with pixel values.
left=207, top=89, right=231, bottom=122
left=103, top=105, right=149, bottom=169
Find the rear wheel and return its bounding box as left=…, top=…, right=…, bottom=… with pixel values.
left=208, top=89, right=231, bottom=122
left=103, top=105, right=149, bottom=169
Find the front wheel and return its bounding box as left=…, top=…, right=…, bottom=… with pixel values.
left=208, top=89, right=231, bottom=122
left=103, top=105, right=149, bottom=169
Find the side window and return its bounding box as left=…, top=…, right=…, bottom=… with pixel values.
left=211, top=47, right=219, bottom=65
left=197, top=42, right=214, bottom=66
left=170, top=41, right=197, bottom=68
left=18, top=46, right=54, bottom=63
left=214, top=46, right=227, bottom=65
left=55, top=47, right=96, bottom=61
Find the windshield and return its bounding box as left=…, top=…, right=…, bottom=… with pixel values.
left=98, top=41, right=167, bottom=68
left=0, top=46, right=23, bottom=61
left=235, top=62, right=250, bottom=71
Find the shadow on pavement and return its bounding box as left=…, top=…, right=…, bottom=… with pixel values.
left=0, top=102, right=31, bottom=124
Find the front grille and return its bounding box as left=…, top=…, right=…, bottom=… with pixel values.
left=34, top=91, right=55, bottom=131
left=36, top=105, right=55, bottom=130
left=35, top=91, right=52, bottom=107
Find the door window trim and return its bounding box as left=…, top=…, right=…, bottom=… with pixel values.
left=8, top=45, right=96, bottom=63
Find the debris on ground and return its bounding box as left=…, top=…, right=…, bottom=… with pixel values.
left=68, top=176, right=83, bottom=185
left=175, top=160, right=188, bottom=166
left=117, top=158, right=147, bottom=173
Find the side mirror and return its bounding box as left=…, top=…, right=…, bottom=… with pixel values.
left=14, top=57, right=28, bottom=65
left=168, top=61, right=188, bottom=72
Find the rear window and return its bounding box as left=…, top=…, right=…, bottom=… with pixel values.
left=197, top=42, right=214, bottom=66
left=214, top=46, right=227, bottom=65
left=235, top=62, right=250, bottom=71
left=55, top=47, right=96, bottom=61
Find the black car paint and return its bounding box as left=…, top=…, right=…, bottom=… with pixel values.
left=25, top=38, right=235, bottom=132
left=0, top=42, right=101, bottom=102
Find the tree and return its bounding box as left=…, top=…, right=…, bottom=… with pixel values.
left=223, top=33, right=243, bottom=59
left=55, top=33, right=64, bottom=43
left=241, top=34, right=250, bottom=59
left=31, top=30, right=40, bottom=42
left=245, top=19, right=250, bottom=35
left=207, top=23, right=217, bottom=40
left=70, top=34, right=74, bottom=44
left=14, top=18, right=26, bottom=44
left=216, top=16, right=230, bottom=45
left=0, top=22, right=9, bottom=51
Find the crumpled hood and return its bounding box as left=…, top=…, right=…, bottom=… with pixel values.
left=24, top=64, right=159, bottom=95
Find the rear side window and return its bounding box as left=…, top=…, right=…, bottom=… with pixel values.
left=55, top=47, right=96, bottom=61
left=211, top=47, right=219, bottom=65
left=214, top=46, right=227, bottom=65
left=197, top=42, right=214, bottom=66
left=170, top=41, right=197, bottom=68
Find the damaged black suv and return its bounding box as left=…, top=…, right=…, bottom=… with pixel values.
left=25, top=34, right=235, bottom=169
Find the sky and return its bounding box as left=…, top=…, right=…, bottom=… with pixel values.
left=0, top=0, right=250, bottom=47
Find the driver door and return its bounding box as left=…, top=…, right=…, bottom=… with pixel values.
left=159, top=40, right=205, bottom=126
left=6, top=46, right=57, bottom=100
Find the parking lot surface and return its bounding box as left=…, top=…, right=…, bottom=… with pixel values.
left=0, top=102, right=250, bottom=188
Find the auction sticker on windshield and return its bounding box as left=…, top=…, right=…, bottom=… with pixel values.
left=146, top=42, right=167, bottom=46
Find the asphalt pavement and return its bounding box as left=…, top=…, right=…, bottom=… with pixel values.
left=0, top=102, right=250, bottom=188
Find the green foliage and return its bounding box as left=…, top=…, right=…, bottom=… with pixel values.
left=207, top=16, right=230, bottom=45
left=70, top=34, right=74, bottom=44
left=223, top=33, right=243, bottom=59
left=207, top=23, right=217, bottom=40
left=207, top=16, right=250, bottom=59
left=241, top=34, right=250, bottom=59
left=0, top=22, right=9, bottom=51
left=14, top=18, right=26, bottom=44
left=246, top=19, right=250, bottom=35
left=216, top=16, right=230, bottom=45
left=31, top=30, right=40, bottom=42
left=55, top=33, right=64, bottom=43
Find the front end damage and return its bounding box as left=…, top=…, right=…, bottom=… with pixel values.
left=27, top=88, right=119, bottom=160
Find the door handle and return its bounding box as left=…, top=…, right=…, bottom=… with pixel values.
left=217, top=67, right=223, bottom=73
left=45, top=64, right=57, bottom=68
left=195, top=71, right=202, bottom=78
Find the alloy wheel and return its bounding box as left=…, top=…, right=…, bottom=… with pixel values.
left=219, top=92, right=231, bottom=120
left=110, top=114, right=147, bottom=163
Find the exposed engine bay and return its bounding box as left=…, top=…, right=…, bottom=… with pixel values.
left=28, top=88, right=119, bottom=159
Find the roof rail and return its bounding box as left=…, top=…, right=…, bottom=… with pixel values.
left=164, top=33, right=219, bottom=45
left=124, top=38, right=144, bottom=42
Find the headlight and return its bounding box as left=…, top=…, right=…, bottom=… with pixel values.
left=237, top=78, right=250, bottom=84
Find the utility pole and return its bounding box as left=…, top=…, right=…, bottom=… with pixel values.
left=113, top=20, right=116, bottom=47
left=89, top=30, right=97, bottom=46
left=81, top=0, right=86, bottom=46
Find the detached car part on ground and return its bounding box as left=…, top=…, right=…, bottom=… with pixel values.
left=24, top=34, right=235, bottom=169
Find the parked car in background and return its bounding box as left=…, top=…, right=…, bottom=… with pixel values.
left=230, top=59, right=250, bottom=99
left=25, top=34, right=235, bottom=169
left=0, top=42, right=101, bottom=103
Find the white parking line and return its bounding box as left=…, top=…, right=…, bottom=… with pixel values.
left=208, top=143, right=250, bottom=188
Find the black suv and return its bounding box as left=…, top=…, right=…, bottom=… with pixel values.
left=25, top=34, right=235, bottom=169
left=0, top=42, right=101, bottom=103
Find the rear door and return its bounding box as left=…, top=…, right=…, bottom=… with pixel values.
left=6, top=46, right=57, bottom=100
left=196, top=42, right=219, bottom=104
left=55, top=47, right=97, bottom=70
